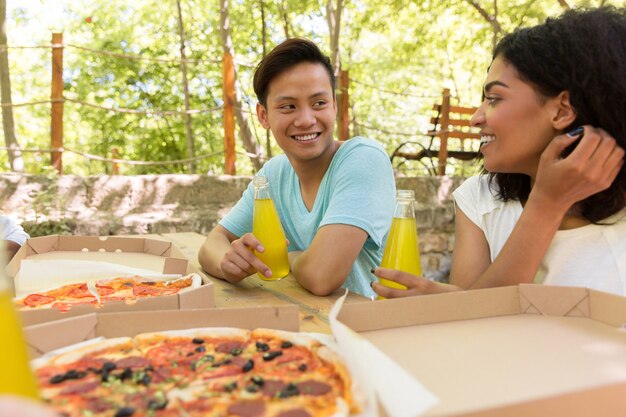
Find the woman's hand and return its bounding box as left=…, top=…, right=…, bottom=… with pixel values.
left=371, top=267, right=462, bottom=298
left=533, top=126, right=624, bottom=213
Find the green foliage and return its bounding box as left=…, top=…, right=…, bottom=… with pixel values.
left=2, top=0, right=623, bottom=176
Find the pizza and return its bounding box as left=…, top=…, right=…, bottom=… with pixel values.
left=15, top=274, right=201, bottom=312
left=32, top=328, right=360, bottom=417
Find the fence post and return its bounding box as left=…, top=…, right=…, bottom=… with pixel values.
left=437, top=88, right=451, bottom=176
left=50, top=32, right=64, bottom=174
left=337, top=69, right=350, bottom=141
left=222, top=51, right=236, bottom=175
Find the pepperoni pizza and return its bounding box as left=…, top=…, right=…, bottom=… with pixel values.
left=32, top=328, right=360, bottom=417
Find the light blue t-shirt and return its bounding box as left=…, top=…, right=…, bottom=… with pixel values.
left=220, top=137, right=396, bottom=297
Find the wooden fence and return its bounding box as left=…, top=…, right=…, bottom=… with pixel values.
left=3, top=33, right=352, bottom=175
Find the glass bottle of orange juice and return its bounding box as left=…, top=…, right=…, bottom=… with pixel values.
left=0, top=239, right=40, bottom=398
left=379, top=189, right=421, bottom=292
left=252, top=175, right=290, bottom=280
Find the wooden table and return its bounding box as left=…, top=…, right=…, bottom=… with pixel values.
left=154, top=232, right=370, bottom=334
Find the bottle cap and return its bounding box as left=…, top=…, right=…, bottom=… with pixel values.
left=396, top=189, right=415, bottom=200
left=253, top=175, right=269, bottom=187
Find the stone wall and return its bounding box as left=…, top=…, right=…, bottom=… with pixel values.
left=0, top=174, right=464, bottom=282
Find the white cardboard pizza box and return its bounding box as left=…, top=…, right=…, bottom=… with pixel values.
left=6, top=235, right=214, bottom=325
left=334, top=284, right=626, bottom=417
left=23, top=305, right=300, bottom=359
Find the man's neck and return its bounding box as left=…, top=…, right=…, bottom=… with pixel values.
left=292, top=140, right=341, bottom=211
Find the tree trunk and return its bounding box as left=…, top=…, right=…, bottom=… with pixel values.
left=279, top=0, right=291, bottom=38
left=175, top=0, right=195, bottom=173
left=0, top=0, right=24, bottom=172
left=326, top=0, right=343, bottom=76
left=259, top=0, right=272, bottom=159
left=219, top=0, right=263, bottom=171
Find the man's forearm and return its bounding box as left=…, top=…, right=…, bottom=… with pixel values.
left=197, top=232, right=231, bottom=278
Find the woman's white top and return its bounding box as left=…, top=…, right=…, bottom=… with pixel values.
left=453, top=175, right=626, bottom=295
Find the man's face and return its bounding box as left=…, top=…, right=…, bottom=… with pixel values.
left=256, top=62, right=337, bottom=167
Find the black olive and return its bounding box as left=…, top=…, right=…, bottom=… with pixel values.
left=114, top=407, right=135, bottom=417
left=262, top=351, right=283, bottom=361
left=192, top=338, right=204, bottom=344
left=224, top=381, right=238, bottom=392
left=139, top=374, right=152, bottom=386
left=211, top=359, right=232, bottom=368
left=278, top=383, right=300, bottom=398
left=298, top=364, right=307, bottom=372
left=50, top=374, right=65, bottom=384
left=195, top=346, right=206, bottom=353
left=186, top=352, right=194, bottom=357
left=245, top=384, right=259, bottom=393
left=230, top=347, right=242, bottom=356
left=64, top=370, right=86, bottom=380
left=102, top=362, right=116, bottom=372
left=120, top=368, right=133, bottom=381
left=281, top=341, right=293, bottom=349
left=147, top=399, right=168, bottom=410
left=251, top=375, right=264, bottom=386
left=242, top=359, right=254, bottom=372
left=255, top=341, right=270, bottom=352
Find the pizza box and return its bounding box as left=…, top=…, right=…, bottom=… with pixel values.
left=5, top=235, right=215, bottom=325
left=334, top=284, right=626, bottom=417
left=23, top=304, right=300, bottom=359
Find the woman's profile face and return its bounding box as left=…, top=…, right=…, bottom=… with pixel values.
left=471, top=56, right=561, bottom=178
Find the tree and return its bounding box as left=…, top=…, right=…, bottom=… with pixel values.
left=175, top=0, right=196, bottom=173
left=219, top=0, right=263, bottom=172
left=0, top=0, right=23, bottom=172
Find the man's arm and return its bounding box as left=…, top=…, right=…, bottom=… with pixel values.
left=290, top=223, right=368, bottom=296
left=198, top=225, right=270, bottom=283
left=4, top=240, right=21, bottom=262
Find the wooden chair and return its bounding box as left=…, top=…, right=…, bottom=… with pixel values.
left=391, top=88, right=481, bottom=176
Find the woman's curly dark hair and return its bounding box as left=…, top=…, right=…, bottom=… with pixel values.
left=488, top=6, right=626, bottom=222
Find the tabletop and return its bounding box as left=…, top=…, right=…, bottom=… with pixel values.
left=153, top=232, right=370, bottom=334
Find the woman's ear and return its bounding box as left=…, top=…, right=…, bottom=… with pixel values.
left=256, top=102, right=270, bottom=129
left=551, top=91, right=577, bottom=130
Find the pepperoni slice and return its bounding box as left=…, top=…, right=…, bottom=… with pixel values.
left=132, top=285, right=180, bottom=297
left=60, top=381, right=99, bottom=395
left=116, top=356, right=151, bottom=369
left=297, top=380, right=332, bottom=396
left=22, top=293, right=56, bottom=307
left=260, top=380, right=287, bottom=397
left=96, top=285, right=116, bottom=296
left=65, top=283, right=94, bottom=299
left=227, top=401, right=265, bottom=417
left=216, top=340, right=245, bottom=353
left=277, top=409, right=312, bottom=417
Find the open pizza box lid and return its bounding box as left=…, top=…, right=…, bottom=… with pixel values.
left=5, top=235, right=214, bottom=325
left=332, top=284, right=626, bottom=417
left=23, top=305, right=300, bottom=359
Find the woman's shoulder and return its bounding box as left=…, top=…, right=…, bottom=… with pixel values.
left=454, top=175, right=495, bottom=198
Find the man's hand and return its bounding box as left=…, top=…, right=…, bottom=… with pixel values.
left=219, top=233, right=272, bottom=282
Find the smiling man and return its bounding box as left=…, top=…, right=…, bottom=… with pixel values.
left=198, top=38, right=395, bottom=297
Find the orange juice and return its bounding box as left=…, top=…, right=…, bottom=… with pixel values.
left=0, top=289, right=40, bottom=398
left=253, top=198, right=290, bottom=280
left=379, top=217, right=421, bottom=290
